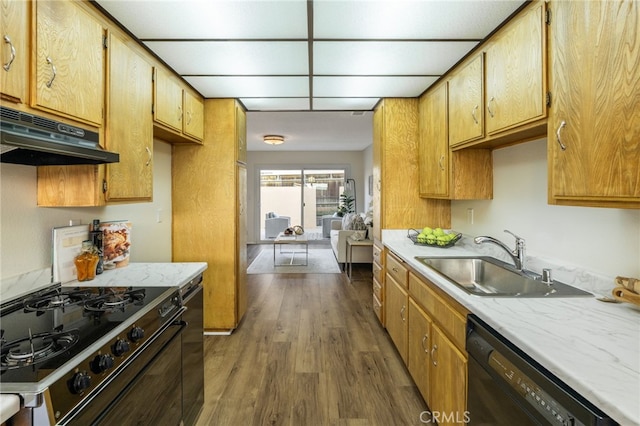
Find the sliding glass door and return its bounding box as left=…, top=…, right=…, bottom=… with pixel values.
left=259, top=168, right=346, bottom=240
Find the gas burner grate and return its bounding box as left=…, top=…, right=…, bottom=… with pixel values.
left=84, top=288, right=146, bottom=313
left=0, top=328, right=79, bottom=371
left=23, top=288, right=95, bottom=314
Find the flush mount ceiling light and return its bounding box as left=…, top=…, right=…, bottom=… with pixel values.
left=263, top=135, right=285, bottom=145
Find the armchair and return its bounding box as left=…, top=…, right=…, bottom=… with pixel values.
left=265, top=212, right=290, bottom=238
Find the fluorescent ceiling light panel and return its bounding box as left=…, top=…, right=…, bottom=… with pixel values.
left=145, top=41, right=309, bottom=75
left=314, top=1, right=523, bottom=39
left=314, top=41, right=478, bottom=75
left=241, top=98, right=311, bottom=111
left=314, top=76, right=438, bottom=97
left=97, top=0, right=308, bottom=39
left=185, top=76, right=309, bottom=98
left=312, top=98, right=380, bottom=111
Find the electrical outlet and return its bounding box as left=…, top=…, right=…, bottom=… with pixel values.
left=467, top=208, right=474, bottom=225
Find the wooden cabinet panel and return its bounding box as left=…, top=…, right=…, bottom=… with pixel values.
left=419, top=82, right=449, bottom=198
left=386, top=252, right=408, bottom=289
left=105, top=32, right=153, bottom=202
left=183, top=89, right=204, bottom=140
left=548, top=0, right=640, bottom=208
left=154, top=67, right=183, bottom=132
left=1, top=0, right=28, bottom=103
left=485, top=1, right=546, bottom=135
left=408, top=298, right=432, bottom=405
left=372, top=99, right=451, bottom=241
left=448, top=54, right=484, bottom=147
left=236, top=103, right=247, bottom=164
left=385, top=274, right=408, bottom=363
left=34, top=0, right=104, bottom=125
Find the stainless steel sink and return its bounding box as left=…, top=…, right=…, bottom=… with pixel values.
left=415, top=256, right=592, bottom=297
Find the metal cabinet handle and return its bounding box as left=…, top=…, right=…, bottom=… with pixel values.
left=392, top=267, right=398, bottom=273
left=145, top=146, right=152, bottom=166
left=431, top=344, right=438, bottom=366
left=487, top=96, right=495, bottom=118
left=376, top=179, right=381, bottom=192
left=471, top=104, right=479, bottom=124
left=400, top=305, right=406, bottom=322
left=555, top=121, right=567, bottom=151
left=3, top=35, right=16, bottom=71
left=438, top=154, right=445, bottom=171
left=186, top=110, right=192, bottom=125
left=178, top=105, right=182, bottom=121
left=46, top=56, right=56, bottom=88
left=421, top=334, right=429, bottom=353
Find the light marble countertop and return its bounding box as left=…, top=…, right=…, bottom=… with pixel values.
left=382, top=229, right=639, bottom=426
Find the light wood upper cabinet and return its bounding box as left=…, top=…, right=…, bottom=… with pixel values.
left=183, top=89, right=204, bottom=140
left=1, top=0, right=28, bottom=103
left=372, top=99, right=451, bottom=241
left=448, top=54, right=484, bottom=147
left=484, top=1, right=546, bottom=135
left=418, top=83, right=493, bottom=200
left=34, top=0, right=104, bottom=125
left=548, top=0, right=640, bottom=208
left=153, top=67, right=204, bottom=144
left=104, top=32, right=153, bottom=202
left=419, top=82, right=449, bottom=198
left=154, top=67, right=183, bottom=132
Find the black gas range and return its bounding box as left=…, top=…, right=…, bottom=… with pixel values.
left=0, top=283, right=184, bottom=425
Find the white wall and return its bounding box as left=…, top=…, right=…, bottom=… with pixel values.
left=0, top=139, right=173, bottom=282
left=451, top=138, right=640, bottom=278
left=362, top=144, right=374, bottom=216
left=246, top=150, right=369, bottom=243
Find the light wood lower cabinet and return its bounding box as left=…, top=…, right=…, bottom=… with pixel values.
left=408, top=298, right=432, bottom=404
left=385, top=274, right=408, bottom=364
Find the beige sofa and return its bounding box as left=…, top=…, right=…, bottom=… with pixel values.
left=330, top=220, right=373, bottom=269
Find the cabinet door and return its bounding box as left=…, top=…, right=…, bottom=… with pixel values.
left=485, top=1, right=545, bottom=135
left=385, top=274, right=408, bottom=363
left=34, top=0, right=104, bottom=125
left=236, top=103, right=247, bottom=164
left=430, top=324, right=467, bottom=426
left=105, top=32, right=153, bottom=201
left=408, top=298, right=432, bottom=405
left=418, top=82, right=449, bottom=198
left=549, top=0, right=640, bottom=207
left=236, top=165, right=248, bottom=321
left=448, top=54, right=484, bottom=147
left=154, top=67, right=183, bottom=132
left=183, top=89, right=204, bottom=141
left=1, top=0, right=28, bottom=103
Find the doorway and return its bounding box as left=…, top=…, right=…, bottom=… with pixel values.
left=259, top=168, right=346, bottom=240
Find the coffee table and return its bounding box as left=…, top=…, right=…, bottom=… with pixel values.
left=273, top=232, right=308, bottom=266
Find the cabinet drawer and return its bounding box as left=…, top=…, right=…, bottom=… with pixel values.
left=409, top=272, right=466, bottom=351
left=373, top=261, right=383, bottom=284
left=373, top=276, right=383, bottom=301
left=386, top=252, right=408, bottom=289
left=373, top=293, right=383, bottom=323
left=373, top=243, right=383, bottom=266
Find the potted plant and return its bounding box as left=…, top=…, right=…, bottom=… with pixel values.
left=336, top=193, right=355, bottom=217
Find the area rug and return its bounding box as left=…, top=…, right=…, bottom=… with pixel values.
left=247, top=248, right=341, bottom=274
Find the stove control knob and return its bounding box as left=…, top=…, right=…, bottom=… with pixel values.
left=112, top=339, right=130, bottom=357
left=69, top=371, right=92, bottom=394
left=128, top=326, right=145, bottom=342
left=90, top=354, right=114, bottom=374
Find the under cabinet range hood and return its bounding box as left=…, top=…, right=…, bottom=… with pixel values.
left=0, top=106, right=119, bottom=166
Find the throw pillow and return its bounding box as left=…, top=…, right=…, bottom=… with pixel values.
left=342, top=213, right=355, bottom=230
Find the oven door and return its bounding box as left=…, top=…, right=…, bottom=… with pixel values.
left=61, top=311, right=186, bottom=425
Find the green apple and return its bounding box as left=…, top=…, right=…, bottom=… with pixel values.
left=433, top=228, right=445, bottom=237
left=422, top=226, right=433, bottom=235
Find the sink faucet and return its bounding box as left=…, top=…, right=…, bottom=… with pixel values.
left=474, top=230, right=526, bottom=271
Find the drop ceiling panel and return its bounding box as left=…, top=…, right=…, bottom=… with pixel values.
left=314, top=1, right=523, bottom=39
left=97, top=0, right=308, bottom=39
left=185, top=76, right=309, bottom=98
left=312, top=98, right=380, bottom=111
left=241, top=98, right=311, bottom=111
left=314, top=41, right=478, bottom=75
left=314, top=76, right=438, bottom=97
left=145, top=41, right=309, bottom=75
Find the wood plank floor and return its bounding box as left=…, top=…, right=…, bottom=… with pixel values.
left=196, top=246, right=428, bottom=425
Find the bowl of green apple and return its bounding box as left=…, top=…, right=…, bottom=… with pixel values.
left=408, top=227, right=462, bottom=248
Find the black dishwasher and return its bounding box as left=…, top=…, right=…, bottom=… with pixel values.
left=466, top=315, right=617, bottom=426
left=181, top=274, right=204, bottom=425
